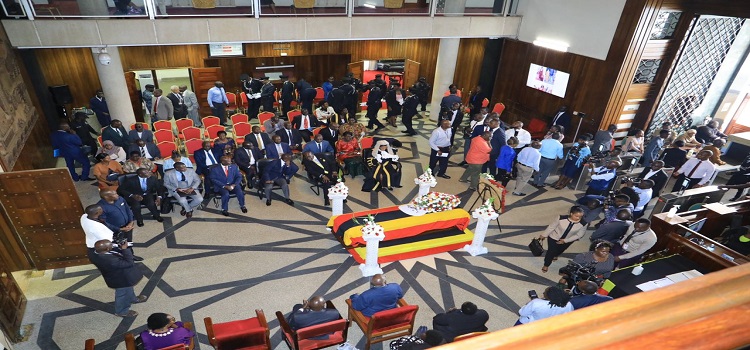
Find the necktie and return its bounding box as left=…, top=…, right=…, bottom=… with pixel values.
left=256, top=134, right=264, bottom=149
left=179, top=171, right=185, bottom=181
left=246, top=149, right=254, bottom=164
left=318, top=143, right=322, bottom=153
left=154, top=98, right=158, bottom=113
left=115, top=127, right=122, bottom=136
left=140, top=147, right=146, bottom=158
left=303, top=116, right=309, bottom=129
left=331, top=130, right=335, bottom=138
left=514, top=130, right=519, bottom=137
left=484, top=126, right=489, bottom=132
left=287, top=130, right=292, bottom=142
left=687, top=160, right=703, bottom=178
left=224, top=166, right=229, bottom=177
left=140, top=178, right=147, bottom=192
left=207, top=151, right=216, bottom=164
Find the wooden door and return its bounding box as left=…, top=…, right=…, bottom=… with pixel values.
left=191, top=68, right=223, bottom=117
left=0, top=254, right=26, bottom=342
left=0, top=169, right=89, bottom=271
left=347, top=61, right=364, bottom=82
left=125, top=71, right=144, bottom=122
left=724, top=94, right=750, bottom=135
left=403, top=59, right=420, bottom=90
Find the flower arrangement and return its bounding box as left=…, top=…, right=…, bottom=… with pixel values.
left=473, top=198, right=498, bottom=220
left=479, top=173, right=507, bottom=213
left=328, top=179, right=349, bottom=197
left=408, top=191, right=461, bottom=214
left=415, top=168, right=438, bottom=186
left=358, top=215, right=385, bottom=238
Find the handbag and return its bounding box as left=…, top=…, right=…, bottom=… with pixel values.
left=529, top=238, right=544, bottom=256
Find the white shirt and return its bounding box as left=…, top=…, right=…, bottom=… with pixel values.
left=518, top=298, right=574, bottom=324
left=429, top=127, right=452, bottom=151
left=140, top=146, right=153, bottom=159
left=590, top=166, right=616, bottom=181
left=81, top=214, right=113, bottom=248
left=677, top=158, right=717, bottom=185
left=449, top=110, right=458, bottom=124
left=275, top=143, right=284, bottom=156
left=253, top=133, right=265, bottom=150
left=244, top=148, right=256, bottom=165
left=203, top=150, right=217, bottom=166
left=643, top=169, right=658, bottom=180
left=516, top=147, right=541, bottom=171
left=315, top=107, right=335, bottom=122
left=505, top=128, right=532, bottom=148
left=632, top=187, right=652, bottom=211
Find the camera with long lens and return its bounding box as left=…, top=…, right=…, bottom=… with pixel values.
left=602, top=190, right=616, bottom=207
left=558, top=260, right=603, bottom=295
left=620, top=176, right=641, bottom=185
left=113, top=230, right=128, bottom=247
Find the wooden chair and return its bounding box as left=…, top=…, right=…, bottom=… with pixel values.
left=154, top=129, right=175, bottom=144
left=157, top=141, right=178, bottom=158
left=453, top=331, right=489, bottom=342
left=258, top=111, right=275, bottom=126
left=202, top=116, right=221, bottom=128
left=204, top=310, right=271, bottom=350
left=231, top=113, right=249, bottom=126
left=492, top=102, right=505, bottom=115
left=130, top=123, right=151, bottom=130
left=360, top=136, right=374, bottom=150
left=204, top=125, right=226, bottom=140
left=124, top=321, right=195, bottom=350
left=233, top=122, right=252, bottom=144
left=153, top=120, right=173, bottom=132
left=346, top=298, right=418, bottom=350
left=287, top=109, right=302, bottom=121
left=275, top=301, right=349, bottom=350
left=85, top=339, right=95, bottom=350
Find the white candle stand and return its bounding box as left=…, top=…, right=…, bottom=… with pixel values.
left=359, top=223, right=385, bottom=277
left=464, top=200, right=498, bottom=256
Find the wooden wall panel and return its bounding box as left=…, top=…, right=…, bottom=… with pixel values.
left=35, top=48, right=100, bottom=109
left=119, top=45, right=208, bottom=71
left=453, top=38, right=487, bottom=93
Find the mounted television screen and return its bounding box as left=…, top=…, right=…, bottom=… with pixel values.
left=526, top=63, right=570, bottom=98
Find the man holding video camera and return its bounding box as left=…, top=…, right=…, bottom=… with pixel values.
left=97, top=189, right=143, bottom=261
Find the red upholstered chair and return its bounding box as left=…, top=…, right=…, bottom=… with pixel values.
left=312, top=126, right=324, bottom=137
left=226, top=92, right=238, bottom=114
left=185, top=138, right=204, bottom=158
left=176, top=118, right=194, bottom=136
left=205, top=125, right=226, bottom=140
left=345, top=299, right=418, bottom=350
left=179, top=126, right=202, bottom=144
left=204, top=310, right=271, bottom=350
left=233, top=122, right=252, bottom=143
left=202, top=116, right=221, bottom=128
left=154, top=129, right=176, bottom=144
left=130, top=123, right=151, bottom=130
left=360, top=136, right=374, bottom=150
left=481, top=98, right=489, bottom=108
left=287, top=109, right=302, bottom=121
left=313, top=87, right=325, bottom=103
left=153, top=120, right=173, bottom=132
left=239, top=92, right=249, bottom=113
left=258, top=111, right=275, bottom=126
left=124, top=322, right=195, bottom=350
left=275, top=301, right=349, bottom=350
left=231, top=113, right=249, bottom=126
left=527, top=118, right=548, bottom=140
left=491, top=102, right=505, bottom=115
left=273, top=91, right=280, bottom=109
left=157, top=141, right=178, bottom=158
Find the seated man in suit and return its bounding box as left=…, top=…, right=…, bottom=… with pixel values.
left=350, top=274, right=403, bottom=317
left=163, top=162, right=203, bottom=218
left=292, top=108, right=317, bottom=143
left=302, top=151, right=338, bottom=206
left=234, top=141, right=263, bottom=189
left=302, top=134, right=334, bottom=154
left=320, top=122, right=339, bottom=145
left=266, top=135, right=291, bottom=160
left=246, top=125, right=272, bottom=155
left=263, top=115, right=283, bottom=135
left=102, top=119, right=130, bottom=149
left=128, top=139, right=161, bottom=161
left=262, top=153, right=298, bottom=206
left=432, top=302, right=489, bottom=343
left=210, top=156, right=247, bottom=216
left=193, top=141, right=220, bottom=177
left=117, top=168, right=164, bottom=227
left=127, top=123, right=153, bottom=145
left=286, top=296, right=342, bottom=339
left=278, top=121, right=304, bottom=152
left=570, top=281, right=613, bottom=310
left=636, top=160, right=668, bottom=198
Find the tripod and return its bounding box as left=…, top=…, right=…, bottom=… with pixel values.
left=467, top=183, right=502, bottom=232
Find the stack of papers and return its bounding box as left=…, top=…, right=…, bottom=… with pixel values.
left=666, top=269, right=703, bottom=283
left=635, top=270, right=703, bottom=292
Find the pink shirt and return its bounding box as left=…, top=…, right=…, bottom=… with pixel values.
left=466, top=136, right=491, bottom=164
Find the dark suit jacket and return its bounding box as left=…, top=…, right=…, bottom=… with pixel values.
left=233, top=147, right=263, bottom=174
left=247, top=132, right=272, bottom=150
left=292, top=114, right=318, bottom=130
left=638, top=168, right=668, bottom=198
left=167, top=93, right=187, bottom=118
left=440, top=94, right=461, bottom=111
left=551, top=110, right=572, bottom=130
left=281, top=80, right=295, bottom=100
left=432, top=309, right=489, bottom=342
left=262, top=159, right=298, bottom=182
left=102, top=126, right=130, bottom=148
left=127, top=129, right=154, bottom=144
left=471, top=124, right=491, bottom=138
left=87, top=248, right=143, bottom=289
left=661, top=148, right=687, bottom=169
left=209, top=164, right=243, bottom=192
left=276, top=128, right=303, bottom=147
left=265, top=142, right=292, bottom=160
left=303, top=141, right=334, bottom=154
left=589, top=220, right=631, bottom=242
left=367, top=87, right=383, bottom=106
left=51, top=130, right=84, bottom=158
left=90, top=97, right=109, bottom=120
left=319, top=128, right=339, bottom=145
left=128, top=143, right=161, bottom=160
left=118, top=175, right=160, bottom=200
left=303, top=156, right=336, bottom=181
left=439, top=110, right=464, bottom=130
left=489, top=126, right=507, bottom=157
left=287, top=307, right=341, bottom=331
left=193, top=148, right=221, bottom=176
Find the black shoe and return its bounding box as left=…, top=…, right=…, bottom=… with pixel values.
left=324, top=199, right=330, bottom=206
left=154, top=216, right=163, bottom=223
left=388, top=187, right=393, bottom=190
left=266, top=200, right=271, bottom=206
left=133, top=255, right=144, bottom=262
left=82, top=177, right=96, bottom=181
left=439, top=175, right=451, bottom=179
left=241, top=207, right=248, bottom=213
left=221, top=210, right=229, bottom=216
left=180, top=208, right=186, bottom=216
left=394, top=185, right=403, bottom=188
left=136, top=221, right=144, bottom=227
left=286, top=199, right=295, bottom=206
left=458, top=161, right=467, bottom=166
left=512, top=192, right=526, bottom=196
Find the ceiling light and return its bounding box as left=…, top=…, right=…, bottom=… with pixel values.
left=533, top=38, right=569, bottom=52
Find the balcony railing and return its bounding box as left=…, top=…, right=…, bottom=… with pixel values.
left=1, top=0, right=519, bottom=19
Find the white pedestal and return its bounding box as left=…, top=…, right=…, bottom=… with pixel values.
left=464, top=211, right=498, bottom=256
left=329, top=193, right=347, bottom=217
left=417, top=183, right=433, bottom=197
left=359, top=226, right=385, bottom=277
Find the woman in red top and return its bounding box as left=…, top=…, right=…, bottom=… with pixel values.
left=459, top=131, right=491, bottom=190
left=336, top=131, right=365, bottom=178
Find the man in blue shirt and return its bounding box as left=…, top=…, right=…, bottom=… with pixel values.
left=642, top=129, right=668, bottom=167
left=90, top=89, right=110, bottom=127
left=207, top=81, right=229, bottom=125
left=51, top=122, right=92, bottom=181
left=532, top=133, right=564, bottom=187
left=97, top=189, right=142, bottom=261
left=570, top=281, right=612, bottom=309
left=350, top=274, right=403, bottom=317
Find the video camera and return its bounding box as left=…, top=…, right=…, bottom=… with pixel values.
left=620, top=176, right=641, bottom=185
left=558, top=260, right=603, bottom=295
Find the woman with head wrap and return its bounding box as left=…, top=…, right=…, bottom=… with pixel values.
left=362, top=139, right=402, bottom=192
left=98, top=140, right=127, bottom=163
left=140, top=312, right=194, bottom=350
